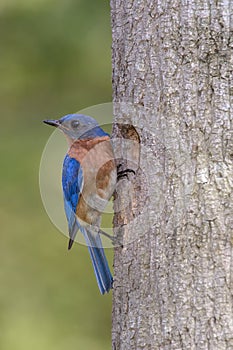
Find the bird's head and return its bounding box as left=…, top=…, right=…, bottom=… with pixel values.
left=43, top=113, right=107, bottom=142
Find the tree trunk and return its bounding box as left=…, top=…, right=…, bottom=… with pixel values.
left=111, top=1, right=233, bottom=349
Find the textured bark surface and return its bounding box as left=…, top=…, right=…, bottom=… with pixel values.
left=111, top=1, right=233, bottom=349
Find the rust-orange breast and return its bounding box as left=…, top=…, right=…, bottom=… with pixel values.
left=68, top=136, right=117, bottom=225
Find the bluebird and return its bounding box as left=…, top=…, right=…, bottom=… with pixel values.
left=44, top=114, right=117, bottom=294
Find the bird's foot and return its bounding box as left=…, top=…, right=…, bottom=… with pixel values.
left=99, top=229, right=123, bottom=247
left=117, top=168, right=136, bottom=181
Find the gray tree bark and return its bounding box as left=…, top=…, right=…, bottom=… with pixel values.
left=111, top=1, right=233, bottom=349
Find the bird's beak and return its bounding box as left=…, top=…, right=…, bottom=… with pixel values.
left=43, top=119, right=60, bottom=128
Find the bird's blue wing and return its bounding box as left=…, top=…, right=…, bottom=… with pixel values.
left=62, top=154, right=83, bottom=248
left=61, top=150, right=113, bottom=294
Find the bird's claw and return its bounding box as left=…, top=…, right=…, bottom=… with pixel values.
left=99, top=229, right=123, bottom=247
left=117, top=168, right=136, bottom=181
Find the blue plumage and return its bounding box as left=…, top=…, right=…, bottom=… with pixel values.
left=62, top=155, right=113, bottom=293
left=44, top=114, right=116, bottom=294
left=62, top=155, right=82, bottom=245
left=81, top=226, right=113, bottom=294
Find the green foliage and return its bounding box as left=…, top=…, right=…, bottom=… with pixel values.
left=0, top=1, right=112, bottom=349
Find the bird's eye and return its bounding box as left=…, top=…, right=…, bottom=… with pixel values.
left=71, top=120, right=79, bottom=129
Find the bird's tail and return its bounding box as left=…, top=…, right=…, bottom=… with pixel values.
left=82, top=227, right=113, bottom=294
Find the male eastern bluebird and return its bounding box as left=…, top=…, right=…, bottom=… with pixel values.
left=44, top=114, right=117, bottom=294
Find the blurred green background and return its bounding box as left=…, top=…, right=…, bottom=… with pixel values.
left=0, top=1, right=113, bottom=349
